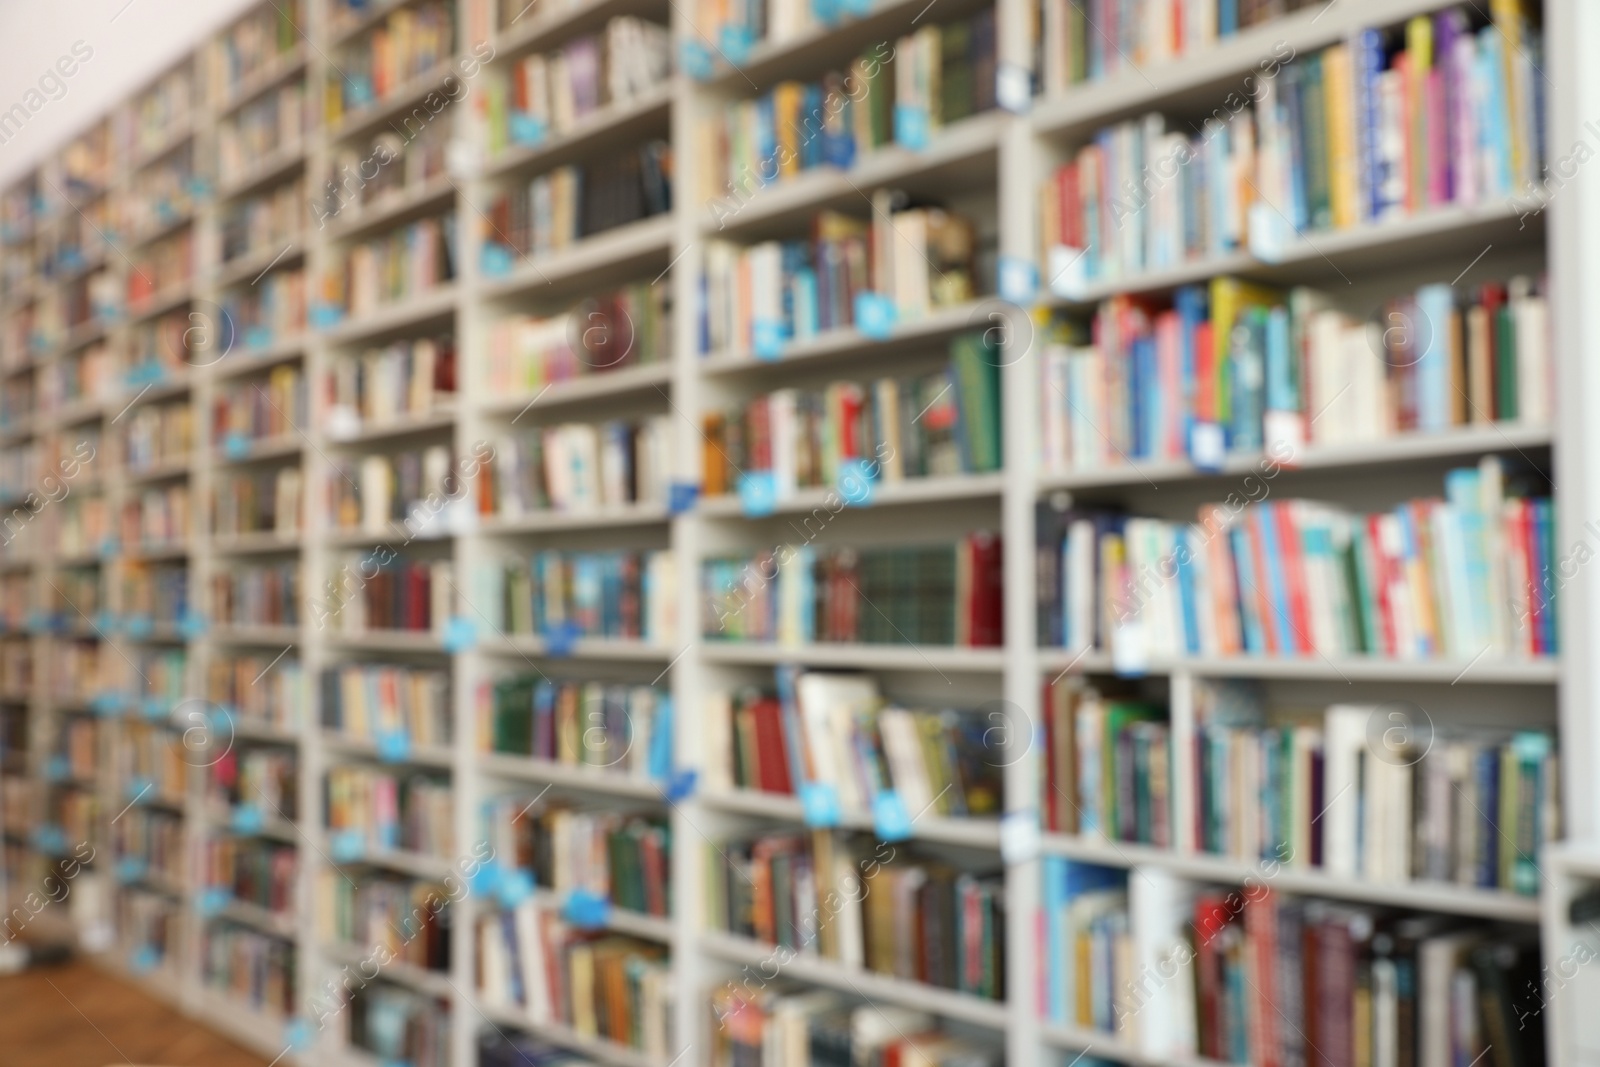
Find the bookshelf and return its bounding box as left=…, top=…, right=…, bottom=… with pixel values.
left=0, top=0, right=1589, bottom=1065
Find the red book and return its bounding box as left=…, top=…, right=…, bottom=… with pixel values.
left=1194, top=321, right=1216, bottom=425
left=1245, top=893, right=1280, bottom=1067
left=1478, top=283, right=1506, bottom=419
left=749, top=697, right=793, bottom=795
left=1273, top=502, right=1314, bottom=655
left=966, top=532, right=1004, bottom=647
left=1192, top=894, right=1235, bottom=1058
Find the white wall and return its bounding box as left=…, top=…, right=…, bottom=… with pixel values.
left=0, top=0, right=264, bottom=187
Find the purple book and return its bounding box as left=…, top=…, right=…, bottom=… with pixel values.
left=1435, top=8, right=1470, bottom=204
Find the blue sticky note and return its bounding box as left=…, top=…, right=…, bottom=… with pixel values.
left=496, top=868, right=534, bottom=909
left=124, top=614, right=153, bottom=639
left=178, top=610, right=206, bottom=640
left=376, top=728, right=411, bottom=764
left=873, top=789, right=913, bottom=841
left=481, top=243, right=514, bottom=278
left=1189, top=421, right=1225, bottom=472
left=44, top=755, right=68, bottom=782
left=94, top=609, right=117, bottom=634
left=838, top=0, right=870, bottom=15
left=998, top=255, right=1039, bottom=305
left=232, top=804, right=264, bottom=834
left=98, top=536, right=119, bottom=559
left=681, top=39, right=714, bottom=81
left=129, top=945, right=159, bottom=974
left=91, top=692, right=122, bottom=717
left=853, top=292, right=897, bottom=340
left=283, top=1018, right=314, bottom=1053
left=244, top=325, right=273, bottom=349
left=752, top=318, right=785, bottom=361
left=309, top=303, right=344, bottom=329
left=222, top=431, right=251, bottom=459
left=661, top=768, right=698, bottom=802
left=563, top=888, right=611, bottom=928
left=509, top=112, right=547, bottom=146
left=837, top=458, right=876, bottom=507
left=330, top=828, right=365, bottom=863
left=127, top=777, right=154, bottom=802
left=812, top=0, right=841, bottom=24
left=197, top=887, right=231, bottom=917
left=186, top=176, right=211, bottom=199
left=468, top=862, right=503, bottom=900
left=894, top=105, right=930, bottom=150
left=738, top=471, right=778, bottom=517
left=543, top=620, right=580, bottom=658
left=801, top=781, right=841, bottom=828
left=718, top=24, right=754, bottom=65
left=32, top=825, right=65, bottom=853
left=667, top=481, right=700, bottom=515
left=142, top=697, right=168, bottom=721
left=116, top=857, right=147, bottom=883
left=443, top=615, right=477, bottom=653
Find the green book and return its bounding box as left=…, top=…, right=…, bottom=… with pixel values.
left=1302, top=53, right=1331, bottom=231
left=1495, top=304, right=1518, bottom=420
left=950, top=332, right=1001, bottom=473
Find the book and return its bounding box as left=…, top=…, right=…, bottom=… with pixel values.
left=200, top=920, right=296, bottom=1016
left=478, top=550, right=676, bottom=644
left=486, top=283, right=670, bottom=397
left=321, top=664, right=451, bottom=747
left=483, top=799, right=671, bottom=918
left=327, top=0, right=456, bottom=123
left=489, top=677, right=672, bottom=782
left=325, top=763, right=454, bottom=857
left=211, top=560, right=302, bottom=628
left=486, top=140, right=673, bottom=257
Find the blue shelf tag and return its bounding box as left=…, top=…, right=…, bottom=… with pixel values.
left=681, top=39, right=715, bottom=81
left=496, top=868, right=534, bottom=909
left=142, top=697, right=169, bottom=721
left=837, top=458, right=876, bottom=507
left=872, top=789, right=913, bottom=841
left=178, top=610, right=207, bottom=640
left=44, top=755, right=68, bottom=782
left=667, top=481, right=700, bottom=516
left=283, top=1018, right=314, bottom=1053
left=1000, top=808, right=1041, bottom=864
left=347, top=76, right=375, bottom=108
left=998, top=255, right=1038, bottom=305
left=222, top=431, right=252, bottom=460
left=376, top=728, right=412, bottom=764
left=509, top=112, right=547, bottom=147
left=244, top=325, right=273, bottom=349
left=738, top=471, right=778, bottom=518
left=812, top=0, right=841, bottom=25
left=232, top=804, right=264, bottom=835
left=563, top=887, right=611, bottom=928
left=800, top=781, right=841, bottom=828
left=443, top=615, right=478, bottom=653
left=32, top=825, right=65, bottom=853
left=481, top=243, right=514, bottom=278
left=893, top=105, right=930, bottom=151
left=1247, top=202, right=1291, bottom=264
left=718, top=24, right=754, bottom=65
left=661, top=768, right=698, bottom=803
left=468, top=862, right=503, bottom=900
left=309, top=303, right=345, bottom=330
left=91, top=691, right=122, bottom=717
left=838, top=0, right=870, bottom=16
left=124, top=614, right=153, bottom=639
left=127, top=776, right=154, bottom=802
left=330, top=828, right=365, bottom=863
left=115, top=857, right=147, bottom=883
left=99, top=536, right=120, bottom=560
left=197, top=887, right=231, bottom=917
left=129, top=945, right=159, bottom=974
left=543, top=619, right=580, bottom=658
left=186, top=176, right=211, bottom=199
left=1188, top=421, right=1225, bottom=472
left=752, top=318, right=785, bottom=361
left=125, top=362, right=165, bottom=387
left=853, top=292, right=897, bottom=340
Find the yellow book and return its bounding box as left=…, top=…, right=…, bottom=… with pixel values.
left=1322, top=44, right=1356, bottom=230
left=1406, top=16, right=1433, bottom=213
left=1489, top=0, right=1529, bottom=184
left=1209, top=277, right=1283, bottom=426
left=773, top=81, right=804, bottom=179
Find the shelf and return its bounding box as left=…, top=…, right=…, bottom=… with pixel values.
left=699, top=930, right=1010, bottom=1028
left=1036, top=648, right=1561, bottom=685
left=325, top=940, right=455, bottom=997
left=485, top=83, right=673, bottom=179
left=215, top=139, right=308, bottom=203
left=479, top=362, right=673, bottom=418
left=473, top=1000, right=671, bottom=1067
left=215, top=45, right=310, bottom=119
left=125, top=283, right=195, bottom=324
left=478, top=503, right=671, bottom=534
left=330, top=842, right=453, bottom=879
left=481, top=635, right=679, bottom=661
left=125, top=455, right=195, bottom=483
left=698, top=471, right=1005, bottom=517
left=326, top=630, right=447, bottom=653
left=481, top=215, right=675, bottom=300
left=530, top=888, right=675, bottom=942
left=478, top=752, right=669, bottom=800
left=212, top=336, right=307, bottom=380
left=324, top=731, right=454, bottom=768
left=210, top=624, right=301, bottom=645
left=324, top=405, right=457, bottom=445
left=328, top=58, right=462, bottom=142
left=698, top=300, right=988, bottom=375
left=325, top=173, right=457, bottom=243
left=213, top=898, right=298, bottom=939
left=324, top=285, right=458, bottom=345
left=494, top=0, right=667, bottom=59
left=1038, top=1024, right=1232, bottom=1067
left=215, top=239, right=305, bottom=289
left=701, top=788, right=1002, bottom=849
left=1038, top=424, right=1555, bottom=493
left=209, top=531, right=303, bottom=555
left=701, top=641, right=1006, bottom=672
left=232, top=718, right=301, bottom=744
left=1036, top=833, right=1543, bottom=922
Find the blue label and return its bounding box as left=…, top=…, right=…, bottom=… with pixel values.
left=98, top=536, right=119, bottom=559
left=376, top=728, right=412, bottom=764
left=718, top=25, right=754, bottom=65
left=509, top=112, right=547, bottom=146
left=186, top=176, right=211, bottom=200
left=738, top=471, right=778, bottom=517
left=124, top=614, right=153, bottom=639
left=142, top=697, right=168, bottom=721
left=661, top=768, right=698, bottom=802
left=838, top=0, right=871, bottom=15
left=998, top=255, right=1039, bottom=305
left=44, top=755, right=68, bottom=781
left=32, top=825, right=65, bottom=853
left=127, top=776, right=154, bottom=802
left=681, top=39, right=714, bottom=81
left=347, top=76, right=375, bottom=108
left=125, top=362, right=165, bottom=386
left=309, top=303, right=344, bottom=329
left=197, top=887, right=231, bottom=917
left=91, top=691, right=122, bottom=717
left=800, top=781, right=841, bottom=828
left=223, top=432, right=251, bottom=459
left=543, top=619, right=580, bottom=658
left=667, top=481, right=700, bottom=516
left=894, top=105, right=930, bottom=151
left=872, top=789, right=913, bottom=841
left=129, top=945, right=160, bottom=974
left=812, top=0, right=841, bottom=25
left=178, top=610, right=206, bottom=640
left=232, top=804, right=264, bottom=834
left=496, top=868, right=534, bottom=909
left=752, top=318, right=785, bottom=361
left=837, top=458, right=876, bottom=507
left=116, top=857, right=147, bottom=883
left=481, top=243, right=514, bottom=278
left=244, top=325, right=273, bottom=349
left=563, top=887, right=611, bottom=928
left=853, top=292, right=897, bottom=340
left=468, top=862, right=503, bottom=900
left=330, top=828, right=365, bottom=863
left=25, top=609, right=44, bottom=634
left=283, top=1018, right=314, bottom=1053
left=1188, top=421, right=1226, bottom=473
left=443, top=615, right=478, bottom=653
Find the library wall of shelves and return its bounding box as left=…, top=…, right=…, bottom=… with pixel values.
left=0, top=0, right=1596, bottom=1065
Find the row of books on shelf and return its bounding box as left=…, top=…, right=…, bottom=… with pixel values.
left=700, top=200, right=979, bottom=356
left=708, top=829, right=1006, bottom=1000
left=221, top=177, right=305, bottom=264
left=325, top=763, right=454, bottom=857
left=477, top=551, right=678, bottom=644
left=318, top=869, right=452, bottom=972
left=123, top=154, right=200, bottom=240
left=226, top=267, right=307, bottom=346
left=485, top=141, right=672, bottom=259
left=327, top=556, right=454, bottom=634
left=710, top=993, right=1000, bottom=1067
left=320, top=121, right=450, bottom=228
left=125, top=65, right=194, bottom=158
left=1039, top=275, right=1551, bottom=473
left=484, top=799, right=672, bottom=917
left=212, top=0, right=302, bottom=102
left=55, top=716, right=98, bottom=779
left=325, top=335, right=456, bottom=431
left=488, top=677, right=672, bottom=780
left=484, top=284, right=669, bottom=397
left=120, top=566, right=190, bottom=628
left=209, top=653, right=305, bottom=731
left=1037, top=456, right=1558, bottom=661
left=214, top=364, right=307, bottom=447
left=322, top=663, right=452, bottom=748
left=199, top=836, right=297, bottom=916
left=211, top=561, right=301, bottom=628
left=219, top=84, right=310, bottom=187
left=117, top=722, right=188, bottom=804
left=702, top=332, right=1001, bottom=498
left=476, top=908, right=675, bottom=1055
left=122, top=401, right=193, bottom=471
left=350, top=983, right=449, bottom=1067
left=705, top=667, right=1003, bottom=819
left=211, top=745, right=297, bottom=817
left=695, top=10, right=996, bottom=204
left=328, top=0, right=456, bottom=123
left=485, top=416, right=672, bottom=515
left=330, top=216, right=457, bottom=318
left=127, top=235, right=192, bottom=307
left=122, top=486, right=192, bottom=548
left=113, top=809, right=185, bottom=882
left=331, top=445, right=461, bottom=535
left=1040, top=4, right=1544, bottom=283
left=213, top=467, right=302, bottom=538
left=200, top=921, right=296, bottom=1016
left=702, top=535, right=1003, bottom=647
left=486, top=16, right=672, bottom=155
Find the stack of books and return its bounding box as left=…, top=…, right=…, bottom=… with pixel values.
left=210, top=746, right=297, bottom=817
left=112, top=808, right=185, bottom=883
left=332, top=215, right=457, bottom=317
left=210, top=561, right=301, bottom=628
left=219, top=84, right=309, bottom=185
left=485, top=141, right=672, bottom=257
left=488, top=677, right=673, bottom=780
left=211, top=467, right=302, bottom=538
left=120, top=564, right=191, bottom=625
left=123, top=401, right=193, bottom=472
left=321, top=121, right=450, bottom=226
left=1038, top=677, right=1171, bottom=844
left=207, top=653, right=306, bottom=731
left=212, top=364, right=307, bottom=448
left=325, top=335, right=457, bottom=429
left=225, top=267, right=306, bottom=348
left=122, top=484, right=192, bottom=547
left=321, top=663, right=451, bottom=747
left=199, top=836, right=297, bottom=916
left=702, top=535, right=1003, bottom=647
left=478, top=550, right=677, bottom=644
left=326, top=556, right=453, bottom=634
left=349, top=983, right=450, bottom=1067
left=325, top=764, right=454, bottom=856
left=709, top=992, right=1002, bottom=1067
left=126, top=234, right=192, bottom=307
left=483, top=799, right=671, bottom=917
left=317, top=870, right=452, bottom=971
left=329, top=445, right=460, bottom=535
left=484, top=284, right=669, bottom=396
left=213, top=0, right=302, bottom=98
left=485, top=416, right=672, bottom=515
left=1039, top=858, right=1130, bottom=1030
left=221, top=179, right=305, bottom=265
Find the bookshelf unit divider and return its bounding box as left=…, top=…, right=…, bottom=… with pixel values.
left=0, top=0, right=1589, bottom=1064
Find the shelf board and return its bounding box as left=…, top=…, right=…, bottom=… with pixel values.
left=473, top=1000, right=671, bottom=1067
left=698, top=471, right=1005, bottom=518
left=215, top=239, right=305, bottom=289
left=324, top=173, right=457, bottom=243
left=215, top=45, right=310, bottom=119
left=701, top=788, right=1002, bottom=848
left=698, top=300, right=986, bottom=375
left=126, top=283, right=195, bottom=325
left=478, top=504, right=671, bottom=534
left=478, top=752, right=669, bottom=800
left=324, top=731, right=454, bottom=768
left=1038, top=1024, right=1232, bottom=1067
left=324, top=286, right=458, bottom=346
left=210, top=531, right=302, bottom=555
left=324, top=405, right=457, bottom=445
left=1037, top=648, right=1560, bottom=684
left=701, top=641, right=1006, bottom=672
left=125, top=455, right=195, bottom=484
left=232, top=718, right=301, bottom=744
left=480, top=635, right=679, bottom=661
left=481, top=215, right=675, bottom=300
left=326, top=630, right=448, bottom=653
left=213, top=897, right=298, bottom=939
left=480, top=362, right=673, bottom=418
left=485, top=83, right=673, bottom=179
left=213, top=336, right=308, bottom=379
left=1037, top=833, right=1543, bottom=922
left=1039, top=424, right=1554, bottom=493
left=326, top=940, right=455, bottom=997
left=700, top=930, right=1010, bottom=1028
left=529, top=888, right=675, bottom=942
left=215, top=139, right=309, bottom=204
left=211, top=623, right=301, bottom=645
left=328, top=58, right=461, bottom=143
left=330, top=843, right=453, bottom=879
left=494, top=0, right=667, bottom=59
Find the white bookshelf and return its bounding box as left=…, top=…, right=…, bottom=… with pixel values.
left=0, top=0, right=1590, bottom=1064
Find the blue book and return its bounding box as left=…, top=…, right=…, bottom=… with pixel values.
left=1174, top=528, right=1200, bottom=654
left=1219, top=0, right=1238, bottom=36
left=1132, top=335, right=1156, bottom=458
left=1473, top=745, right=1501, bottom=886
left=647, top=693, right=673, bottom=779
left=1265, top=305, right=1295, bottom=413
left=1444, top=467, right=1491, bottom=650
left=1415, top=284, right=1455, bottom=431
left=1279, top=61, right=1309, bottom=232
left=1174, top=286, right=1208, bottom=444
left=1232, top=524, right=1266, bottom=654
left=1479, top=30, right=1513, bottom=196
left=1254, top=505, right=1294, bottom=653
left=1355, top=29, right=1386, bottom=221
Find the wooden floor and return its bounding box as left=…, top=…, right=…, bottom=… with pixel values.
left=0, top=958, right=269, bottom=1067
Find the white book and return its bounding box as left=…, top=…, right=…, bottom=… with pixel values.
left=795, top=672, right=879, bottom=811
left=769, top=388, right=798, bottom=497
left=877, top=707, right=932, bottom=815
left=646, top=549, right=675, bottom=643
left=513, top=898, right=548, bottom=1020
left=1132, top=867, right=1191, bottom=1057
left=1323, top=703, right=1374, bottom=878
